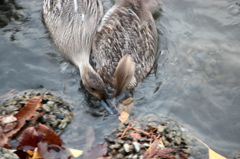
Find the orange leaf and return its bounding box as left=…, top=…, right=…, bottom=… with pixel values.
left=5, top=96, right=42, bottom=137
left=118, top=111, right=129, bottom=123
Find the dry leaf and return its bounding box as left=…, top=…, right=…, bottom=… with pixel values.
left=30, top=148, right=41, bottom=159
left=118, top=111, right=129, bottom=123
left=129, top=132, right=141, bottom=140
left=17, top=127, right=40, bottom=151
left=35, top=124, right=62, bottom=147
left=68, top=148, right=83, bottom=157
left=5, top=96, right=42, bottom=137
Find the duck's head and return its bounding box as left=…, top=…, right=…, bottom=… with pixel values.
left=81, top=65, right=117, bottom=114
left=81, top=68, right=108, bottom=100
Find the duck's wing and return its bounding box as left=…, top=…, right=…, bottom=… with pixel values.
left=43, top=0, right=103, bottom=65
left=92, top=0, right=158, bottom=89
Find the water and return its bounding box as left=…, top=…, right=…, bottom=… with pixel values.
left=0, top=0, right=240, bottom=157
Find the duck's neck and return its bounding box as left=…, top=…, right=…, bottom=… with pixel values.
left=72, top=51, right=93, bottom=78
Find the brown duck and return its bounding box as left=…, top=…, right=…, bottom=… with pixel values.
left=43, top=0, right=159, bottom=114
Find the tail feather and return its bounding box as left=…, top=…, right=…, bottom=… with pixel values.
left=114, top=55, right=135, bottom=97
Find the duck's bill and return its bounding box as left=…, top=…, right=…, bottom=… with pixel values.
left=101, top=98, right=118, bottom=115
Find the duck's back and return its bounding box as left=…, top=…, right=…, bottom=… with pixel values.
left=43, top=0, right=103, bottom=65
left=92, top=0, right=158, bottom=89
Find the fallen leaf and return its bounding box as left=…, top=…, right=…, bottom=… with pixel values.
left=193, top=135, right=227, bottom=159
left=209, top=149, right=226, bottom=159
left=31, top=148, right=41, bottom=159
left=17, top=127, right=40, bottom=151
left=129, top=132, right=141, bottom=140
left=144, top=139, right=187, bottom=159
left=118, top=111, right=129, bottom=124
left=35, top=124, right=62, bottom=147
left=118, top=97, right=134, bottom=114
left=5, top=96, right=42, bottom=137
left=83, top=142, right=108, bottom=159
left=68, top=148, right=83, bottom=157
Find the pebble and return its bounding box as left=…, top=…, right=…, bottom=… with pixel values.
left=123, top=143, right=133, bottom=153
left=0, top=147, right=19, bottom=159
left=132, top=141, right=140, bottom=152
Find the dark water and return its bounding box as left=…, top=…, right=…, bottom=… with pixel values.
left=1, top=0, right=240, bottom=157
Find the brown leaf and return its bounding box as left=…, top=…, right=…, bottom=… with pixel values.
left=5, top=96, right=42, bottom=137
left=118, top=111, right=129, bottom=124
left=17, top=127, right=40, bottom=151
left=129, top=132, right=141, bottom=140
left=35, top=124, right=62, bottom=147
left=83, top=142, right=108, bottom=159
left=0, top=126, right=9, bottom=148
left=14, top=96, right=42, bottom=119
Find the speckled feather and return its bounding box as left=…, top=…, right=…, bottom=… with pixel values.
left=92, top=0, right=158, bottom=89
left=43, top=0, right=103, bottom=65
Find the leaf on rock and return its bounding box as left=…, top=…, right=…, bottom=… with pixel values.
left=83, top=142, right=108, bottom=159
left=118, top=111, right=129, bottom=124
left=0, top=126, right=9, bottom=148
left=129, top=132, right=141, bottom=140
left=68, top=148, right=83, bottom=157
left=5, top=96, right=42, bottom=137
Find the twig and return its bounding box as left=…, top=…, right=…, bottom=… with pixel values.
left=0, top=89, right=18, bottom=100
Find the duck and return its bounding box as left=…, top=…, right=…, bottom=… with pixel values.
left=42, top=0, right=160, bottom=114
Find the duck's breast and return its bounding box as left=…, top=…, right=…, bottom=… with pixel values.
left=92, top=0, right=158, bottom=88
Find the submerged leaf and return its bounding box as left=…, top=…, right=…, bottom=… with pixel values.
left=83, top=142, right=108, bottom=159
left=68, top=148, right=83, bottom=157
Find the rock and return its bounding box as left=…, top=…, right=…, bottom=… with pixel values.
left=157, top=125, right=165, bottom=133
left=123, top=143, right=133, bottom=153
left=109, top=143, right=121, bottom=149
left=132, top=141, right=140, bottom=152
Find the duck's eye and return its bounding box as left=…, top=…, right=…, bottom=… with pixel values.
left=91, top=87, right=96, bottom=91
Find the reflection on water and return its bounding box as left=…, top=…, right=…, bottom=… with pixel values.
left=0, top=0, right=240, bottom=157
